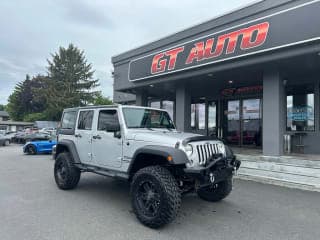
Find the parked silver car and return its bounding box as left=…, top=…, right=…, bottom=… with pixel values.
left=0, top=134, right=10, bottom=146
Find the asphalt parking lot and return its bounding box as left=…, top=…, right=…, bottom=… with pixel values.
left=1, top=144, right=320, bottom=240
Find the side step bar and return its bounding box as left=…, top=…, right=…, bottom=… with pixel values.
left=75, top=163, right=129, bottom=180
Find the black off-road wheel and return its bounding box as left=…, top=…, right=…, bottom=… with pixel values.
left=197, top=178, right=232, bottom=202
left=130, top=166, right=181, bottom=228
left=54, top=152, right=81, bottom=190
left=26, top=145, right=37, bottom=155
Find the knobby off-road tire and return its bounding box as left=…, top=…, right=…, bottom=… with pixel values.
left=27, top=145, right=36, bottom=155
left=197, top=178, right=232, bottom=202
left=54, top=152, right=81, bottom=190
left=130, top=166, right=181, bottom=228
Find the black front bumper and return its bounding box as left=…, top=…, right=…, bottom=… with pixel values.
left=183, top=157, right=241, bottom=187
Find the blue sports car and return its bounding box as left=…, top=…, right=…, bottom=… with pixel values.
left=23, top=140, right=57, bottom=155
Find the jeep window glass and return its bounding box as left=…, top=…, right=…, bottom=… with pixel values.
left=98, top=110, right=119, bottom=131
left=77, top=110, right=94, bottom=130
left=122, top=108, right=175, bottom=129
left=61, top=111, right=77, bottom=129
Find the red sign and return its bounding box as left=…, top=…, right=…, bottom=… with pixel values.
left=221, top=86, right=263, bottom=96
left=151, top=22, right=269, bottom=75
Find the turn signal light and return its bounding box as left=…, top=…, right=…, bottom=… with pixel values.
left=167, top=155, right=173, bottom=162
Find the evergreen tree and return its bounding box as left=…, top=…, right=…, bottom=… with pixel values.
left=7, top=75, right=32, bottom=120
left=7, top=44, right=100, bottom=121
left=45, top=44, right=99, bottom=120
left=93, top=92, right=113, bottom=105
left=6, top=74, right=49, bottom=121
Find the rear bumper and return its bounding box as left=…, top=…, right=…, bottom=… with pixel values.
left=183, top=157, right=241, bottom=186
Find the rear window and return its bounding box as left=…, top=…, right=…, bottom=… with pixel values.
left=61, top=111, right=77, bottom=129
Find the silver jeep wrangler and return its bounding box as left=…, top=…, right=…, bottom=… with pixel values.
left=54, top=105, right=240, bottom=228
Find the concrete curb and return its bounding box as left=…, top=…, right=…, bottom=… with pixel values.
left=235, top=174, right=320, bottom=192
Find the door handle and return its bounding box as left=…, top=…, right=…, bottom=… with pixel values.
left=92, top=135, right=102, bottom=140
left=75, top=134, right=82, bottom=138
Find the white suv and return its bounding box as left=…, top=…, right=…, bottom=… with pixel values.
left=54, top=105, right=240, bottom=228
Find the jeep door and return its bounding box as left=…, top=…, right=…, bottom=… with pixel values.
left=74, top=110, right=94, bottom=164
left=91, top=109, right=122, bottom=168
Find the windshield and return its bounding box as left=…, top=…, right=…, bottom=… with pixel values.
left=122, top=108, right=175, bottom=129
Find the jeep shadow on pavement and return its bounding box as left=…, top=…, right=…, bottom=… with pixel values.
left=54, top=105, right=241, bottom=228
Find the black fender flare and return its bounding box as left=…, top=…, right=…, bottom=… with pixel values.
left=55, top=139, right=80, bottom=163
left=128, top=145, right=189, bottom=173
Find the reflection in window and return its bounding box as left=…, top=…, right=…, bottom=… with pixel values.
left=150, top=101, right=161, bottom=109
left=286, top=85, right=314, bottom=131
left=191, top=103, right=206, bottom=130
left=149, top=100, right=174, bottom=121
left=242, top=99, right=261, bottom=120
left=191, top=104, right=196, bottom=128
left=98, top=110, right=118, bottom=131
left=122, top=108, right=174, bottom=129
left=208, top=102, right=217, bottom=136
left=61, top=111, right=76, bottom=129
left=227, top=100, right=240, bottom=120
left=77, top=111, right=94, bottom=130
left=225, top=100, right=240, bottom=145
left=162, top=101, right=174, bottom=120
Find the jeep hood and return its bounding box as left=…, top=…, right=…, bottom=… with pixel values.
left=126, top=129, right=202, bottom=146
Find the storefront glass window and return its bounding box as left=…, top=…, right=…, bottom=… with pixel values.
left=208, top=102, right=216, bottom=134
left=191, top=103, right=206, bottom=130
left=149, top=100, right=174, bottom=121
left=162, top=101, right=174, bottom=120
left=191, top=104, right=196, bottom=128
left=286, top=85, right=314, bottom=132
left=150, top=101, right=161, bottom=109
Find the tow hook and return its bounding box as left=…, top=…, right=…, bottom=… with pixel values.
left=232, top=160, right=241, bottom=176
left=209, top=173, right=215, bottom=183
left=233, top=168, right=238, bottom=176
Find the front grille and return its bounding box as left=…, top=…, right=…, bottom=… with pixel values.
left=196, top=143, right=219, bottom=165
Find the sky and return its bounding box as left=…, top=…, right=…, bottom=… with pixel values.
left=0, top=0, right=257, bottom=104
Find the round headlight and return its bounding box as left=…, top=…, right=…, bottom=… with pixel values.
left=184, top=144, right=193, bottom=156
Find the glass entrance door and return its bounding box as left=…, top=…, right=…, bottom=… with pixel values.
left=242, top=99, right=262, bottom=147
left=224, top=98, right=262, bottom=147
left=225, top=100, right=241, bottom=145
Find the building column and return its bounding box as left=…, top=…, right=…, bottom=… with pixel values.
left=263, top=67, right=285, bottom=156
left=175, top=84, right=191, bottom=132
left=314, top=79, right=320, bottom=132
left=135, top=89, right=148, bottom=106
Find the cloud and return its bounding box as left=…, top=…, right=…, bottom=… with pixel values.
left=0, top=0, right=256, bottom=104
left=0, top=58, right=27, bottom=72
left=60, top=0, right=113, bottom=29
